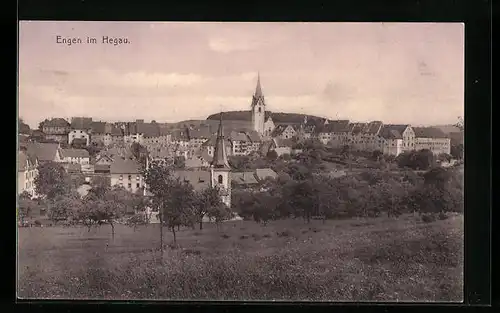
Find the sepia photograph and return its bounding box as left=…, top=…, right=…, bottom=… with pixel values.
left=17, top=21, right=464, bottom=301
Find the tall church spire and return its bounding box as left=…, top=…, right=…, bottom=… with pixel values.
left=211, top=112, right=230, bottom=169
left=254, top=72, right=263, bottom=99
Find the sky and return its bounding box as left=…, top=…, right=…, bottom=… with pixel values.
left=18, top=22, right=464, bottom=128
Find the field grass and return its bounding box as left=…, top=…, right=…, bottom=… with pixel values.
left=17, top=213, right=463, bottom=301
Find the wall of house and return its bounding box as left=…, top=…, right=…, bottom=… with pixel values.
left=63, top=156, right=90, bottom=165
left=415, top=137, right=451, bottom=155
left=401, top=127, right=415, bottom=152
left=275, top=146, right=292, bottom=156
left=18, top=166, right=38, bottom=197
left=110, top=173, right=144, bottom=193
left=45, top=134, right=68, bottom=143
left=383, top=139, right=403, bottom=156
left=68, top=130, right=90, bottom=145
left=264, top=119, right=275, bottom=137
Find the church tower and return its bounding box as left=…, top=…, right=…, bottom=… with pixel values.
left=210, top=113, right=231, bottom=208
left=251, top=73, right=266, bottom=136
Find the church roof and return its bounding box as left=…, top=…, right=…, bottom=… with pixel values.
left=211, top=113, right=231, bottom=170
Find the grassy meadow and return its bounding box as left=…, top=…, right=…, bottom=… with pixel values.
left=17, top=213, right=463, bottom=301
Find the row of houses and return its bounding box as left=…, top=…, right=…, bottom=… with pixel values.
left=266, top=118, right=453, bottom=156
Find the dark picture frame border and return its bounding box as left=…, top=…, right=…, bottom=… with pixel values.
left=12, top=0, right=492, bottom=311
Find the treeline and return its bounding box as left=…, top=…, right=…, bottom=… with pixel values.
left=232, top=166, right=463, bottom=224
left=206, top=111, right=324, bottom=124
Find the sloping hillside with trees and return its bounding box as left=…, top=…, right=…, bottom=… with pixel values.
left=206, top=111, right=325, bottom=124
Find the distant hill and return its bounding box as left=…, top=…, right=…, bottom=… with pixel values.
left=431, top=125, right=461, bottom=135
left=206, top=110, right=326, bottom=124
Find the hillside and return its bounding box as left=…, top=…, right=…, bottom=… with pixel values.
left=206, top=111, right=326, bottom=124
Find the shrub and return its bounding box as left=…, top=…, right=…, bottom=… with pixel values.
left=221, top=234, right=230, bottom=239
left=251, top=234, right=261, bottom=241
left=263, top=234, right=271, bottom=238
left=421, top=214, right=436, bottom=223
left=239, top=235, right=249, bottom=240
left=438, top=212, right=448, bottom=220
left=277, top=230, right=292, bottom=237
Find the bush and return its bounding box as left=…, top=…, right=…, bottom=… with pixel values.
left=221, top=234, right=230, bottom=239
left=277, top=230, right=292, bottom=237
left=421, top=214, right=436, bottom=223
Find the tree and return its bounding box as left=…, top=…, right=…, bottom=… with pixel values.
left=196, top=186, right=223, bottom=230
left=455, top=116, right=464, bottom=131
left=18, top=192, right=38, bottom=225
left=34, top=162, right=71, bottom=200
left=164, top=179, right=197, bottom=244
left=131, top=142, right=148, bottom=167
left=371, top=150, right=383, bottom=162
left=50, top=192, right=83, bottom=223
left=174, top=156, right=186, bottom=169
left=266, top=150, right=278, bottom=161
left=206, top=202, right=233, bottom=230
left=251, top=192, right=279, bottom=225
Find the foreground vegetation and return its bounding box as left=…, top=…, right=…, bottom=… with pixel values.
left=18, top=213, right=463, bottom=301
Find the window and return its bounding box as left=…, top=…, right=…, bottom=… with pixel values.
left=119, top=175, right=123, bottom=180
left=136, top=175, right=140, bottom=180
left=136, top=183, right=140, bottom=188
left=218, top=175, right=223, bottom=184
left=128, top=183, right=132, bottom=189
left=258, top=107, right=261, bottom=113
left=128, top=175, right=132, bottom=180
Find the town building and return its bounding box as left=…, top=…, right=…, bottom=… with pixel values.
left=18, top=150, right=38, bottom=197
left=41, top=118, right=71, bottom=143
left=413, top=127, right=451, bottom=155
left=68, top=117, right=93, bottom=146
left=271, top=124, right=297, bottom=140
left=58, top=148, right=90, bottom=165
left=26, top=142, right=62, bottom=163
left=110, top=157, right=144, bottom=194
left=316, top=120, right=350, bottom=146
left=377, top=124, right=415, bottom=156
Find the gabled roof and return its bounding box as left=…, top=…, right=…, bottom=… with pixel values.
left=173, top=170, right=211, bottom=191
left=255, top=168, right=277, bottom=181
left=363, top=121, right=384, bottom=134
left=94, top=164, right=111, bottom=172
left=271, top=124, right=295, bottom=137
left=229, top=131, right=250, bottom=142
left=110, top=158, right=142, bottom=174
left=26, top=142, right=59, bottom=162
left=19, top=122, right=31, bottom=135
left=273, top=138, right=294, bottom=148
left=348, top=122, right=368, bottom=135
left=18, top=150, right=37, bottom=172
left=232, top=172, right=259, bottom=185
left=245, top=130, right=262, bottom=142
left=110, top=126, right=123, bottom=136
left=171, top=129, right=190, bottom=141
left=60, top=148, right=90, bottom=158
left=413, top=127, right=448, bottom=139
left=317, top=120, right=350, bottom=133
left=379, top=124, right=409, bottom=140
left=44, top=118, right=70, bottom=128
left=188, top=127, right=212, bottom=140
left=71, top=117, right=93, bottom=130
left=137, top=122, right=161, bottom=137
left=91, top=121, right=106, bottom=134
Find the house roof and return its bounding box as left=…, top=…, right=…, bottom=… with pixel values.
left=18, top=150, right=37, bottom=172
left=317, top=120, right=350, bottom=133
left=270, top=125, right=290, bottom=137
left=260, top=140, right=274, bottom=154
left=91, top=121, right=106, bottom=134
left=379, top=124, right=409, bottom=140
left=110, top=158, right=142, bottom=174
left=255, top=168, right=277, bottom=181
left=110, top=126, right=123, bottom=136
left=64, top=163, right=82, bottom=173
left=273, top=138, right=294, bottom=148
left=60, top=148, right=90, bottom=158
left=188, top=127, right=212, bottom=140
left=245, top=130, right=262, bottom=142
left=185, top=156, right=210, bottom=169
left=171, top=129, right=189, bottom=141
left=363, top=121, right=384, bottom=134
left=149, top=148, right=174, bottom=159
left=94, top=164, right=111, bottom=172
left=26, top=142, right=59, bottom=162
left=232, top=172, right=259, bottom=185
left=137, top=122, right=161, bottom=137
left=44, top=118, right=70, bottom=128
left=19, top=122, right=31, bottom=135
left=413, top=127, right=448, bottom=139
left=229, top=131, right=249, bottom=142
left=71, top=117, right=93, bottom=130
left=173, top=170, right=211, bottom=191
